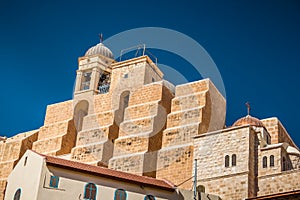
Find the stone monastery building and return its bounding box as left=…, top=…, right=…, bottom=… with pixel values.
left=0, top=39, right=300, bottom=200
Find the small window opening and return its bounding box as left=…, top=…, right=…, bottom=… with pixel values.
left=270, top=155, right=274, bottom=167
left=13, top=188, right=21, bottom=200
left=145, top=195, right=156, bottom=200
left=225, top=155, right=229, bottom=167
left=49, top=175, right=59, bottom=188
left=263, top=156, right=267, bottom=168
left=115, top=189, right=127, bottom=200
left=24, top=156, right=28, bottom=166
left=232, top=154, right=236, bottom=166
left=84, top=183, right=97, bottom=200
left=81, top=71, right=92, bottom=90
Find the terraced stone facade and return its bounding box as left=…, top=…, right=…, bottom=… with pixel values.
left=1, top=42, right=300, bottom=200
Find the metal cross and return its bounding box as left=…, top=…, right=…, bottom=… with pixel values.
left=245, top=102, right=251, bottom=115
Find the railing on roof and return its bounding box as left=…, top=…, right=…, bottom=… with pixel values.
left=98, top=84, right=110, bottom=94
left=119, top=44, right=158, bottom=65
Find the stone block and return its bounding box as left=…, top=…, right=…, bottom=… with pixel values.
left=113, top=136, right=150, bottom=156
left=171, top=92, right=206, bottom=112
left=175, top=79, right=209, bottom=97
left=109, top=151, right=158, bottom=177
left=94, top=93, right=113, bottom=112
left=76, top=127, right=109, bottom=146
left=162, top=123, right=199, bottom=147
left=44, top=100, right=74, bottom=125
left=124, top=103, right=158, bottom=121
left=81, top=111, right=114, bottom=130
left=71, top=140, right=113, bottom=165
left=129, top=83, right=163, bottom=106
left=0, top=161, right=17, bottom=179
left=156, top=145, right=194, bottom=189
left=38, top=121, right=70, bottom=140
left=119, top=117, right=154, bottom=137
left=166, top=108, right=203, bottom=128
left=32, top=120, right=76, bottom=155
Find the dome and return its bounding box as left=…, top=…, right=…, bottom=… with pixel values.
left=85, top=43, right=114, bottom=59
left=232, top=115, right=265, bottom=127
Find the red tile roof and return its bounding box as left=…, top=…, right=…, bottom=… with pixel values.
left=35, top=151, right=175, bottom=191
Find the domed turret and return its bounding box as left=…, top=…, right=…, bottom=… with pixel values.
left=232, top=102, right=265, bottom=127
left=85, top=42, right=114, bottom=59
left=232, top=115, right=265, bottom=127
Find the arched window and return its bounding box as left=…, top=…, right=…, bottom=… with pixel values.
left=13, top=188, right=21, bottom=200
left=74, top=100, right=89, bottom=132
left=225, top=155, right=230, bottom=167
left=115, top=189, right=127, bottom=200
left=270, top=155, right=274, bottom=167
left=84, top=183, right=97, bottom=200
left=145, top=195, right=156, bottom=200
left=263, top=156, right=267, bottom=168
left=232, top=154, right=237, bottom=166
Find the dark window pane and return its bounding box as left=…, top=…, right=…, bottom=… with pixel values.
left=115, top=189, right=127, bottom=200
left=13, top=189, right=21, bottom=200
left=145, top=195, right=156, bottom=200
left=263, top=156, right=267, bottom=168
left=225, top=155, right=229, bottom=167
left=84, top=183, right=97, bottom=200
left=232, top=154, right=236, bottom=166
left=270, top=155, right=274, bottom=167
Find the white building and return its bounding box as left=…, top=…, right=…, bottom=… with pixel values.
left=4, top=150, right=220, bottom=200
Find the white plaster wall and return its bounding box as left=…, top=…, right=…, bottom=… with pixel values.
left=4, top=150, right=44, bottom=200
left=37, top=165, right=180, bottom=200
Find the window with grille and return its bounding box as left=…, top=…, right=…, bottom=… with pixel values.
left=84, top=183, right=97, bottom=200
left=115, top=189, right=127, bottom=200
left=49, top=176, right=59, bottom=188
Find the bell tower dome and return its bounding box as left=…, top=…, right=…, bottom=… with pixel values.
left=74, top=35, right=115, bottom=97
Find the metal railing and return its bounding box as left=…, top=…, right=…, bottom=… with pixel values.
left=98, top=84, right=110, bottom=94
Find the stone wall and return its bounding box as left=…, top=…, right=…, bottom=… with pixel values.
left=32, top=119, right=76, bottom=156
left=44, top=100, right=74, bottom=125
left=262, top=118, right=297, bottom=147
left=258, top=169, right=300, bottom=196
left=194, top=126, right=257, bottom=199
left=199, top=174, right=249, bottom=200
left=258, top=146, right=282, bottom=176
left=70, top=93, right=118, bottom=165
left=157, top=79, right=226, bottom=190
left=109, top=82, right=173, bottom=177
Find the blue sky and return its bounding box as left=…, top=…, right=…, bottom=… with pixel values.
left=0, top=0, right=300, bottom=145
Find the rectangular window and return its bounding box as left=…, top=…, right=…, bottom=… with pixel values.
left=81, top=71, right=92, bottom=90
left=49, top=175, right=59, bottom=188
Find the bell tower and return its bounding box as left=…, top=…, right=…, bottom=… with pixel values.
left=74, top=37, right=115, bottom=97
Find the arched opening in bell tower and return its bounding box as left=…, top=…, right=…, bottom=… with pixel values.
left=114, top=91, right=130, bottom=126
left=74, top=100, right=89, bottom=132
